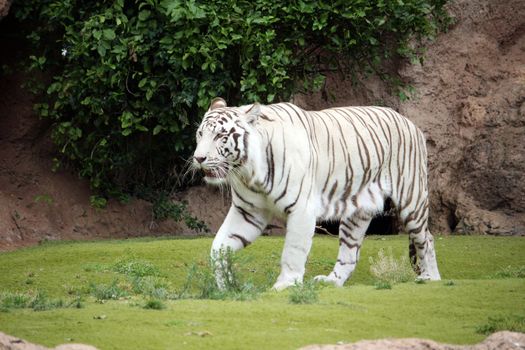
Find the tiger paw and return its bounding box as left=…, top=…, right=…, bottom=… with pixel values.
left=313, top=274, right=344, bottom=287
left=272, top=280, right=297, bottom=291
left=416, top=272, right=441, bottom=281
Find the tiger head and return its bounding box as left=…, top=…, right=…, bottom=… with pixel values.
left=193, top=97, right=260, bottom=185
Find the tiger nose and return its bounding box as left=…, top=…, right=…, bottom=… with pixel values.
left=194, top=156, right=207, bottom=164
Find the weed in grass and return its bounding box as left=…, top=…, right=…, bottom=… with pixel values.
left=369, top=248, right=415, bottom=286
left=444, top=280, right=455, bottom=286
left=493, top=265, right=525, bottom=279
left=30, top=291, right=65, bottom=311
left=90, top=280, right=129, bottom=300
left=164, top=320, right=186, bottom=327
left=1, top=291, right=82, bottom=312
left=374, top=281, right=392, bottom=290
left=288, top=280, right=319, bottom=304
left=179, top=250, right=262, bottom=301
left=476, top=315, right=525, bottom=335
left=112, top=258, right=161, bottom=277
left=414, top=279, right=426, bottom=285
left=67, top=296, right=84, bottom=309
left=82, top=263, right=108, bottom=273
left=143, top=299, right=166, bottom=310
left=0, top=292, right=31, bottom=311
left=131, top=276, right=172, bottom=300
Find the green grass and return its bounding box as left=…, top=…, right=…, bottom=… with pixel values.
left=0, top=235, right=524, bottom=349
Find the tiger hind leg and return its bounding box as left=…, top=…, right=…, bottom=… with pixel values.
left=314, top=212, right=372, bottom=287
left=403, top=208, right=441, bottom=281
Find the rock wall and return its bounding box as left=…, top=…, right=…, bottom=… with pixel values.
left=293, top=0, right=525, bottom=235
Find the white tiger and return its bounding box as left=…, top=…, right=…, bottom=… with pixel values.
left=193, top=97, right=441, bottom=290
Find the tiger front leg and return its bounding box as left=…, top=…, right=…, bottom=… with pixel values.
left=211, top=204, right=269, bottom=290
left=314, top=213, right=371, bottom=287
left=272, top=209, right=316, bottom=291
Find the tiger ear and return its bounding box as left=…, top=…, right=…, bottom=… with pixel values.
left=208, top=97, right=227, bottom=111
left=244, top=103, right=261, bottom=124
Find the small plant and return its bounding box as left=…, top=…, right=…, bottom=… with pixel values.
left=152, top=195, right=208, bottom=233
left=28, top=291, right=65, bottom=311
left=143, top=299, right=166, bottom=310
left=369, top=248, right=416, bottom=286
left=131, top=276, right=171, bottom=300
left=178, top=249, right=261, bottom=301
left=112, top=258, right=161, bottom=278
left=68, top=296, right=84, bottom=309
left=444, top=280, right=455, bottom=286
left=34, top=194, right=53, bottom=204
left=89, top=195, right=108, bottom=209
left=288, top=280, right=319, bottom=305
left=82, top=263, right=108, bottom=272
left=0, top=292, right=31, bottom=312
left=476, top=315, right=525, bottom=335
left=374, top=281, right=392, bottom=290
left=90, top=280, right=129, bottom=301
left=1, top=291, right=80, bottom=312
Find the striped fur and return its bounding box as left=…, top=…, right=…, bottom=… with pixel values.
left=193, top=98, right=441, bottom=290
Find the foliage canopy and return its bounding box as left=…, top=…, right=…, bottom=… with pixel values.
left=12, top=0, right=449, bottom=195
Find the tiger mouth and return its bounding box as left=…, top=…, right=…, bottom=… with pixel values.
left=203, top=168, right=226, bottom=179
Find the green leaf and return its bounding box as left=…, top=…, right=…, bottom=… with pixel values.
left=97, top=45, right=107, bottom=57
left=138, top=10, right=151, bottom=21
left=103, top=29, right=116, bottom=40
left=138, top=78, right=148, bottom=88
left=153, top=125, right=163, bottom=135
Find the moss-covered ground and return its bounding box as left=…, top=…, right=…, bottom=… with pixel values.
left=0, top=235, right=524, bottom=349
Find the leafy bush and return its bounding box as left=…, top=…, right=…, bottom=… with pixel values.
left=369, top=247, right=415, bottom=285
left=89, top=280, right=129, bottom=300
left=12, top=0, right=449, bottom=195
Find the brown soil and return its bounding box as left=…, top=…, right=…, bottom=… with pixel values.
left=0, top=0, right=524, bottom=252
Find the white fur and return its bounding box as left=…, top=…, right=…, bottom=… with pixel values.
left=194, top=102, right=441, bottom=290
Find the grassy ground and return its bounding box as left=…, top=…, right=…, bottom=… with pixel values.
left=0, top=235, right=524, bottom=349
